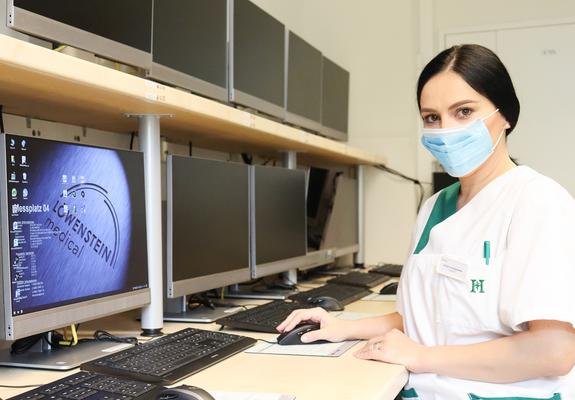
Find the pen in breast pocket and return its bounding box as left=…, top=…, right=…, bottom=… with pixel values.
left=483, top=241, right=490, bottom=266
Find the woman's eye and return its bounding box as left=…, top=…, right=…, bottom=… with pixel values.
left=423, top=114, right=440, bottom=124
left=456, top=107, right=473, bottom=118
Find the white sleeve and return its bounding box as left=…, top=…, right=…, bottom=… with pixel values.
left=499, top=177, right=575, bottom=331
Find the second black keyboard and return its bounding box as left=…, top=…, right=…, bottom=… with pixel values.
left=289, top=283, right=371, bottom=305
left=327, top=271, right=391, bottom=288
left=370, top=263, right=403, bottom=277
left=217, top=300, right=315, bottom=333
left=8, top=371, right=162, bottom=400
left=81, top=327, right=256, bottom=384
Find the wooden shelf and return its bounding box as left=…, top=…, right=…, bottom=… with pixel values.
left=0, top=34, right=385, bottom=165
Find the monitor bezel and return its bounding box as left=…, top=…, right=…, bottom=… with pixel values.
left=228, top=0, right=287, bottom=120
left=7, top=1, right=152, bottom=69
left=0, top=133, right=151, bottom=341
left=166, top=155, right=251, bottom=299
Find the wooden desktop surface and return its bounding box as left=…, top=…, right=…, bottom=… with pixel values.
left=0, top=281, right=407, bottom=400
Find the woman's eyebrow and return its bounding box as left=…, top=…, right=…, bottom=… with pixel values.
left=420, top=100, right=478, bottom=114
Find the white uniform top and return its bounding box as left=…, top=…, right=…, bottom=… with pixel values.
left=396, top=166, right=575, bottom=399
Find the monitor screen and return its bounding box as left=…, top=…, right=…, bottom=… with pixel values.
left=286, top=31, right=322, bottom=131
left=2, top=134, right=149, bottom=338
left=253, top=166, right=307, bottom=266
left=322, top=175, right=358, bottom=250
left=321, top=57, right=350, bottom=141
left=151, top=0, right=228, bottom=100
left=167, top=156, right=250, bottom=298
left=231, top=0, right=285, bottom=118
left=10, top=0, right=152, bottom=68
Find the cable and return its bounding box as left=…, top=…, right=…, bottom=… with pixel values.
left=92, top=330, right=139, bottom=345
left=0, top=384, right=42, bottom=389
left=189, top=141, right=193, bottom=157
left=258, top=338, right=277, bottom=345
left=375, top=164, right=426, bottom=212
left=58, top=324, right=78, bottom=347
left=241, top=153, right=253, bottom=165
left=129, top=131, right=135, bottom=150
left=0, top=105, right=4, bottom=133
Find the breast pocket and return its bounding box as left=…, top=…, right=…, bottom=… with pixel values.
left=435, top=254, right=504, bottom=334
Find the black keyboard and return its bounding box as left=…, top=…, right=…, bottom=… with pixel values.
left=217, top=300, right=315, bottom=333
left=327, top=271, right=391, bottom=288
left=81, top=328, right=256, bottom=384
left=8, top=371, right=162, bottom=400
left=370, top=263, right=403, bottom=277
left=289, top=284, right=371, bottom=305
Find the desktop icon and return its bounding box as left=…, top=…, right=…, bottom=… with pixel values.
left=22, top=188, right=28, bottom=198
left=9, top=138, right=15, bottom=147
left=63, top=189, right=68, bottom=198
left=71, top=176, right=77, bottom=184
left=21, top=139, right=26, bottom=148
left=13, top=221, right=19, bottom=231
left=21, top=155, right=27, bottom=164
left=63, top=204, right=68, bottom=214
left=22, top=172, right=27, bottom=181
left=11, top=188, right=17, bottom=198
left=10, top=155, right=15, bottom=164
left=13, top=238, right=18, bottom=247
left=10, top=171, right=16, bottom=181
left=62, top=174, right=68, bottom=184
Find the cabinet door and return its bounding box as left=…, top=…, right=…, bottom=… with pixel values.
left=497, top=24, right=575, bottom=195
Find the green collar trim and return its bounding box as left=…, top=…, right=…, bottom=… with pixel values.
left=414, top=182, right=460, bottom=254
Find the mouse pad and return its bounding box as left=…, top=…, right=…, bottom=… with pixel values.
left=361, top=293, right=397, bottom=302
left=246, top=340, right=359, bottom=357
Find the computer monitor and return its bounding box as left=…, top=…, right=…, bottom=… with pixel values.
left=306, top=167, right=331, bottom=250
left=285, top=31, right=322, bottom=132
left=8, top=0, right=153, bottom=69
left=251, top=165, right=307, bottom=278
left=230, top=0, right=286, bottom=119
left=321, top=175, right=359, bottom=256
left=0, top=133, right=149, bottom=369
left=148, top=0, right=228, bottom=101
left=165, top=156, right=251, bottom=322
left=321, top=56, right=350, bottom=141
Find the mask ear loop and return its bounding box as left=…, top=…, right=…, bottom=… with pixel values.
left=482, top=108, right=500, bottom=121
left=492, top=129, right=506, bottom=151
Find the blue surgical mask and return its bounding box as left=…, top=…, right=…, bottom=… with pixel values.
left=421, top=109, right=505, bottom=177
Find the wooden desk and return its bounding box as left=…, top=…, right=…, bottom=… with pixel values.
left=0, top=293, right=407, bottom=400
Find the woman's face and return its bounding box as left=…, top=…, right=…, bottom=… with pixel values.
left=419, top=70, right=510, bottom=139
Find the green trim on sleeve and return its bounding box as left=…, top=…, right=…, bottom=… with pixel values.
left=414, top=182, right=460, bottom=254
left=400, top=388, right=419, bottom=398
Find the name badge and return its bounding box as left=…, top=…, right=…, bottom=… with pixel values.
left=436, top=256, right=468, bottom=282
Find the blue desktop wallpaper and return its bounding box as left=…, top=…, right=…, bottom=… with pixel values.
left=6, top=135, right=148, bottom=315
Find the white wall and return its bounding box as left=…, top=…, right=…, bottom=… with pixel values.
left=252, top=0, right=421, bottom=264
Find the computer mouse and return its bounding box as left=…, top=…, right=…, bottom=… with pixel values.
left=157, top=385, right=215, bottom=400
left=307, top=296, right=344, bottom=311
left=276, top=322, right=325, bottom=345
left=379, top=281, right=399, bottom=295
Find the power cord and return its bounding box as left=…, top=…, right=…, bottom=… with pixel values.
left=91, top=330, right=139, bottom=346
left=375, top=164, right=427, bottom=212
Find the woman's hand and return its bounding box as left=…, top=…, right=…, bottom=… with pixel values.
left=353, top=328, right=427, bottom=373
left=276, top=307, right=353, bottom=343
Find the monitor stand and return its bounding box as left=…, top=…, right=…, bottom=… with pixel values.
left=163, top=296, right=243, bottom=323
left=225, top=281, right=298, bottom=300
left=0, top=333, right=133, bottom=370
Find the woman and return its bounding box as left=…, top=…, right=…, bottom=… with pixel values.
left=277, top=44, right=575, bottom=399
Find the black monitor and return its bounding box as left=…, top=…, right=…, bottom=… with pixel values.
left=165, top=156, right=251, bottom=322
left=230, top=0, right=286, bottom=119
left=251, top=165, right=307, bottom=278
left=321, top=175, right=359, bottom=255
left=8, top=0, right=153, bottom=68
left=149, top=0, right=228, bottom=101
left=0, top=133, right=149, bottom=369
left=285, top=31, right=322, bottom=132
left=321, top=56, right=350, bottom=141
